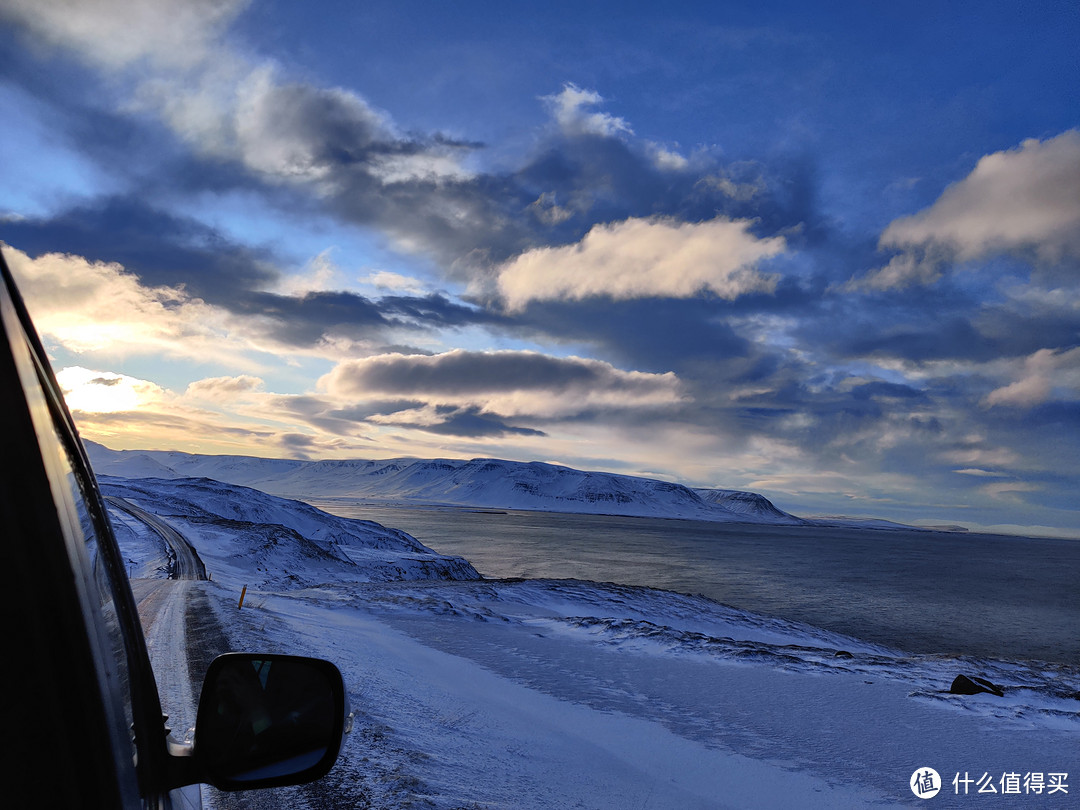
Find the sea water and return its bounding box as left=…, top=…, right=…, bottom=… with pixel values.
left=309, top=502, right=1079, bottom=665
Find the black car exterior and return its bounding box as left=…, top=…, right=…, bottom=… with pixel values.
left=0, top=249, right=347, bottom=808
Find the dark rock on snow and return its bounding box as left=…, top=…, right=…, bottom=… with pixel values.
left=949, top=674, right=1005, bottom=697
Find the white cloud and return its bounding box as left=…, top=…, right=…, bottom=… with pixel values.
left=882, top=130, right=1080, bottom=262
left=696, top=173, right=763, bottom=202
left=851, top=131, right=1080, bottom=290
left=1, top=0, right=469, bottom=191
left=846, top=249, right=947, bottom=291
left=940, top=443, right=1022, bottom=469
left=366, top=149, right=476, bottom=185
left=185, top=375, right=265, bottom=402
left=984, top=346, right=1080, bottom=408
left=851, top=129, right=1080, bottom=289
left=358, top=270, right=430, bottom=296
left=649, top=144, right=689, bottom=171
left=528, top=192, right=575, bottom=226
left=273, top=249, right=342, bottom=295
left=4, top=243, right=230, bottom=357
left=544, top=84, right=632, bottom=138
left=496, top=216, right=785, bottom=310
left=5, top=243, right=408, bottom=364
left=0, top=0, right=248, bottom=72
left=979, top=479, right=1041, bottom=503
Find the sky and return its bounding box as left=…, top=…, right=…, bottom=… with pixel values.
left=1, top=1, right=1078, bottom=536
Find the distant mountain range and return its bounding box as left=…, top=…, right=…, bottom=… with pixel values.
left=85, top=441, right=932, bottom=529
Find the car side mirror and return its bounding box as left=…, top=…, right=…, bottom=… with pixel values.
left=188, top=653, right=348, bottom=791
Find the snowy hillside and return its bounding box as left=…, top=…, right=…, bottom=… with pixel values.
left=101, top=475, right=479, bottom=586
left=694, top=487, right=799, bottom=522
left=87, top=442, right=804, bottom=524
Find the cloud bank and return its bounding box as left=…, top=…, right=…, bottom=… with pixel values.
left=321, top=350, right=683, bottom=418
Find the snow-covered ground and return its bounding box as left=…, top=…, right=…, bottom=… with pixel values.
left=104, top=475, right=1078, bottom=809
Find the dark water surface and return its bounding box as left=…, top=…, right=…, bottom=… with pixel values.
left=310, top=501, right=1080, bottom=664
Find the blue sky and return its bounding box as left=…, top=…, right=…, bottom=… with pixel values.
left=1, top=0, right=1078, bottom=536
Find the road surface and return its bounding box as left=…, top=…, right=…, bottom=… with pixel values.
left=106, top=497, right=205, bottom=737
left=106, top=496, right=207, bottom=581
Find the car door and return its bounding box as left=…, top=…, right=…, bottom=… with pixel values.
left=1, top=252, right=176, bottom=808
left=3, top=249, right=348, bottom=807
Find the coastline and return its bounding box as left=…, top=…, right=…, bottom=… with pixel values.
left=307, top=500, right=1080, bottom=666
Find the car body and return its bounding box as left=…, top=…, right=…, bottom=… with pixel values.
left=0, top=249, right=348, bottom=808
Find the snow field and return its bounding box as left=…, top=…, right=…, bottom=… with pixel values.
left=105, top=477, right=1079, bottom=809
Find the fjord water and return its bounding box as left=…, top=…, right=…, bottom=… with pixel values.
left=311, top=502, right=1079, bottom=664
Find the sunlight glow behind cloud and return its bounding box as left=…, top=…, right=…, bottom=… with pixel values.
left=57, top=366, right=164, bottom=413
left=4, top=244, right=227, bottom=356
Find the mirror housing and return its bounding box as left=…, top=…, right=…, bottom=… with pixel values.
left=170, top=653, right=348, bottom=791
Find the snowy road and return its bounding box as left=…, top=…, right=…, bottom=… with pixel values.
left=110, top=495, right=206, bottom=742
left=107, top=496, right=207, bottom=580
left=131, top=578, right=199, bottom=742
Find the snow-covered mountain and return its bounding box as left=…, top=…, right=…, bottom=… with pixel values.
left=693, top=488, right=799, bottom=522
left=86, top=442, right=804, bottom=524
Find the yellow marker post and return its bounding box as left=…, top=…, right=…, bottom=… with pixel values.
left=238, top=585, right=247, bottom=609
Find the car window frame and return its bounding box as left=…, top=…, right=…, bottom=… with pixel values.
left=1, top=253, right=171, bottom=805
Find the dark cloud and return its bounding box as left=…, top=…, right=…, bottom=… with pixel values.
left=277, top=432, right=318, bottom=458
left=414, top=406, right=547, bottom=438
left=976, top=299, right=1080, bottom=358
left=849, top=381, right=927, bottom=401
left=234, top=290, right=395, bottom=346
left=268, top=394, right=419, bottom=437
left=268, top=393, right=545, bottom=439
left=506, top=296, right=754, bottom=373
left=858, top=317, right=994, bottom=364
left=2, top=11, right=820, bottom=279
left=328, top=168, right=535, bottom=271
left=817, top=274, right=1080, bottom=370
left=1, top=195, right=503, bottom=352
left=377, top=293, right=501, bottom=329
left=0, top=196, right=278, bottom=298
left=224, top=95, right=824, bottom=277
left=89, top=376, right=123, bottom=387
left=234, top=290, right=498, bottom=350
left=326, top=350, right=661, bottom=397
left=510, top=136, right=826, bottom=250
left=793, top=285, right=992, bottom=365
